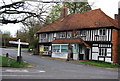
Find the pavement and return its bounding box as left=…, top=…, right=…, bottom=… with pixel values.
left=1, top=48, right=119, bottom=79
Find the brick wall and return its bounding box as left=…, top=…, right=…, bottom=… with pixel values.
left=112, top=29, right=118, bottom=63
left=117, top=30, right=120, bottom=64
left=117, top=8, right=120, bottom=64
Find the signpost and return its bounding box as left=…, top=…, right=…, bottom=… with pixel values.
left=9, top=39, right=29, bottom=63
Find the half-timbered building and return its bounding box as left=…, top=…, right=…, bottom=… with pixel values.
left=37, top=8, right=119, bottom=64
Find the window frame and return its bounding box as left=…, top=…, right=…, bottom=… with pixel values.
left=52, top=44, right=68, bottom=53
left=52, top=45, right=61, bottom=53
left=80, top=30, right=86, bottom=36
left=99, top=29, right=106, bottom=36
left=59, top=32, right=66, bottom=38
left=44, top=46, right=49, bottom=51
left=99, top=48, right=107, bottom=56
left=67, top=32, right=72, bottom=38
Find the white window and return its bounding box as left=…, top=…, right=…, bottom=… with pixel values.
left=41, top=34, right=47, bottom=38
left=107, top=48, right=111, bottom=56
left=61, top=45, right=68, bottom=53
left=44, top=46, right=49, bottom=51
left=67, top=32, right=72, bottom=38
left=99, top=48, right=107, bottom=56
left=40, top=34, right=47, bottom=42
left=53, top=33, right=56, bottom=38
left=72, top=31, right=80, bottom=38
left=80, top=30, right=86, bottom=36
left=99, top=29, right=106, bottom=36
left=59, top=32, right=66, bottom=38
left=95, top=30, right=99, bottom=36
left=52, top=45, right=68, bottom=53
left=52, top=45, right=60, bottom=53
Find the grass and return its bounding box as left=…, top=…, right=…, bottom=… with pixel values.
left=6, top=47, right=18, bottom=49
left=0, top=56, right=32, bottom=68
left=80, top=60, right=120, bottom=68
left=34, top=54, right=120, bottom=68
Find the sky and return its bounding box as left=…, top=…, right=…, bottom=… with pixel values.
left=0, top=0, right=120, bottom=37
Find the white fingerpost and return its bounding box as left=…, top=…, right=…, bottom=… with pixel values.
left=9, top=39, right=29, bottom=62
left=18, top=39, right=21, bottom=56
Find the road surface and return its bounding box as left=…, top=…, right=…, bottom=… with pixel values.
left=1, top=48, right=119, bottom=79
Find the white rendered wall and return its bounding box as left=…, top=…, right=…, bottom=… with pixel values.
left=105, top=58, right=112, bottom=63
left=73, top=53, right=79, bottom=60
left=52, top=53, right=68, bottom=59
left=92, top=47, right=99, bottom=60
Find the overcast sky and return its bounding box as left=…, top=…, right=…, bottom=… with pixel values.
left=0, top=0, right=120, bottom=37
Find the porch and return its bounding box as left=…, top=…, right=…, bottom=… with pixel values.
left=52, top=38, right=91, bottom=60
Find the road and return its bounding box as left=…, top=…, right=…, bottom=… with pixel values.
left=1, top=48, right=119, bottom=79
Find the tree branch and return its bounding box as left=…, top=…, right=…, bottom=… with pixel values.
left=0, top=1, right=24, bottom=9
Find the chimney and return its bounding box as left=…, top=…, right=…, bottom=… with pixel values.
left=61, top=4, right=68, bottom=18
left=114, top=14, right=118, bottom=20
left=118, top=1, right=120, bottom=27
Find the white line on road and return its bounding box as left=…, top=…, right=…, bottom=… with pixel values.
left=2, top=70, right=46, bottom=73
left=5, top=70, right=29, bottom=72
left=1, top=75, right=33, bottom=77
left=39, top=71, right=46, bottom=72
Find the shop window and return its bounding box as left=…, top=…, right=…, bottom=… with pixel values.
left=52, top=45, right=68, bottom=53
left=61, top=45, right=68, bottom=53
left=52, top=45, right=60, bottom=53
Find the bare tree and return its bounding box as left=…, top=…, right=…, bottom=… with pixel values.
left=0, top=0, right=51, bottom=24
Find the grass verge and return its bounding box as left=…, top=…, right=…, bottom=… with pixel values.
left=80, top=60, right=120, bottom=68
left=33, top=55, right=120, bottom=68
left=0, top=56, right=33, bottom=68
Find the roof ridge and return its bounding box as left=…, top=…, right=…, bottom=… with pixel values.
left=65, top=8, right=101, bottom=16
left=98, top=9, right=118, bottom=27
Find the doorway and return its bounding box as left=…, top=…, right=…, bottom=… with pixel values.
left=85, top=48, right=89, bottom=60
left=70, top=46, right=73, bottom=59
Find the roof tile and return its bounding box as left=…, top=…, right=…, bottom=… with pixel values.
left=52, top=38, right=90, bottom=47
left=37, top=8, right=118, bottom=33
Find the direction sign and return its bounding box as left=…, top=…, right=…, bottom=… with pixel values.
left=9, top=39, right=29, bottom=62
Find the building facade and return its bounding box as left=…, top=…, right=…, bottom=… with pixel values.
left=37, top=8, right=119, bottom=64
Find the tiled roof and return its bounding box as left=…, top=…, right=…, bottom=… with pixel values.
left=37, top=8, right=118, bottom=33
left=37, top=18, right=62, bottom=33
left=8, top=37, right=27, bottom=42
left=8, top=37, right=19, bottom=41
left=52, top=38, right=90, bottom=47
